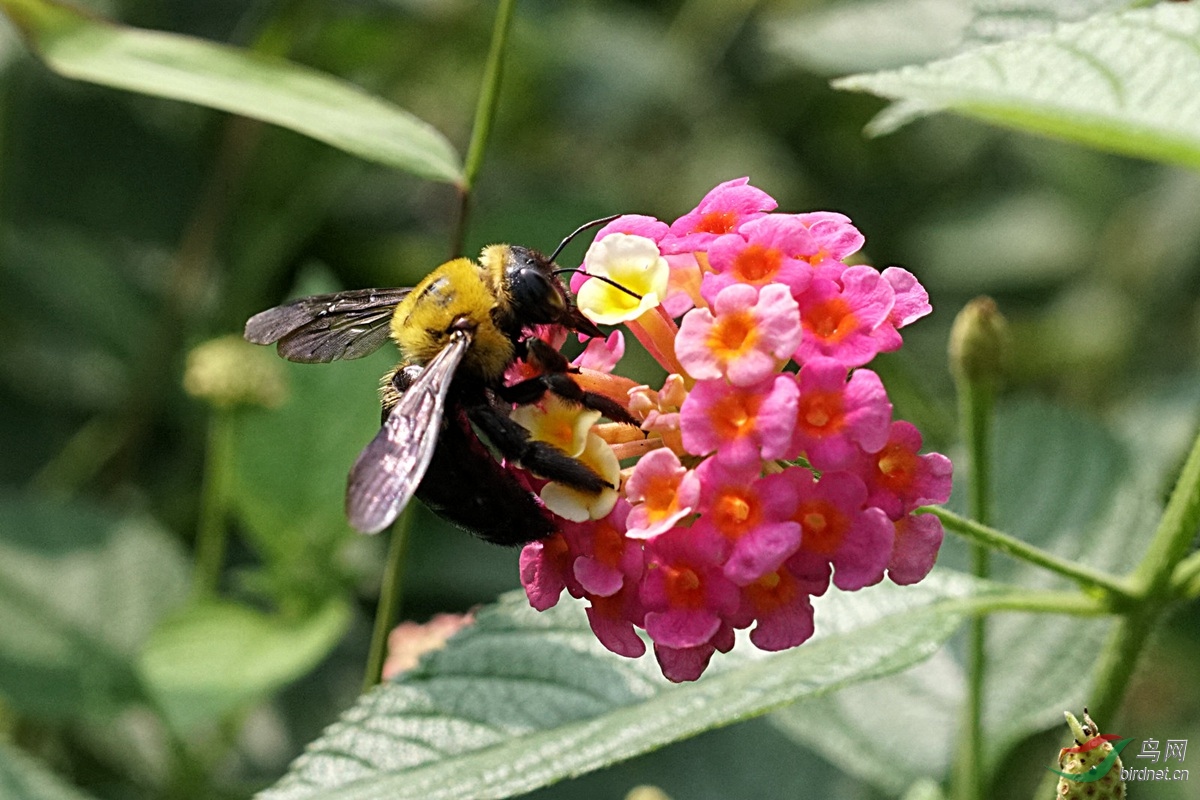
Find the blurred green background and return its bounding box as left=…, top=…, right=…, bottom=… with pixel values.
left=1, top=1, right=1198, bottom=798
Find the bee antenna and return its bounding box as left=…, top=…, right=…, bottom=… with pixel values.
left=548, top=214, right=622, bottom=263
left=552, top=268, right=643, bottom=301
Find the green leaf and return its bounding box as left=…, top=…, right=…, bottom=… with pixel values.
left=0, top=742, right=99, bottom=800
left=834, top=3, right=1200, bottom=170
left=0, top=0, right=462, bottom=183
left=139, top=597, right=352, bottom=732
left=0, top=492, right=189, bottom=720
left=259, top=572, right=988, bottom=800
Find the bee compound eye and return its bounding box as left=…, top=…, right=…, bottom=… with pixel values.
left=510, top=265, right=567, bottom=322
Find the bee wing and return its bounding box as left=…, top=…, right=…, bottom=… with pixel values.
left=345, top=331, right=472, bottom=533
left=244, top=287, right=412, bottom=363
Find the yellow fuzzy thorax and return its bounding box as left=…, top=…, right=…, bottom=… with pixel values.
left=389, top=256, right=514, bottom=380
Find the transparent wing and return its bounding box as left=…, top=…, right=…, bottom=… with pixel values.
left=345, top=331, right=472, bottom=533
left=244, top=287, right=412, bottom=363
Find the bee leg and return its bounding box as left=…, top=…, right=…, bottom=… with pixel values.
left=498, top=372, right=639, bottom=426
left=380, top=364, right=423, bottom=424
left=520, top=337, right=572, bottom=373
left=467, top=403, right=611, bottom=492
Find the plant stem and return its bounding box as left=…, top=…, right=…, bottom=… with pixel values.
left=1129, top=426, right=1200, bottom=599
left=452, top=0, right=517, bottom=256
left=926, top=507, right=1137, bottom=604
left=362, top=508, right=413, bottom=692
left=193, top=411, right=237, bottom=594
left=1169, top=549, right=1200, bottom=598
left=952, top=589, right=1109, bottom=618
left=955, top=373, right=993, bottom=800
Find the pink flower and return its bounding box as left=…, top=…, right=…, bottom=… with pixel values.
left=702, top=215, right=816, bottom=301
left=661, top=177, right=777, bottom=254
left=882, top=267, right=932, bottom=328
left=641, top=528, right=740, bottom=649
left=679, top=375, right=799, bottom=469
left=857, top=421, right=953, bottom=518
left=676, top=283, right=801, bottom=387
left=625, top=448, right=701, bottom=539
left=520, top=534, right=575, bottom=611
left=738, top=569, right=817, bottom=651
left=571, top=330, right=625, bottom=373
left=792, top=358, right=892, bottom=471
left=794, top=211, right=865, bottom=264
left=784, top=470, right=895, bottom=591
left=692, top=459, right=802, bottom=586
left=795, top=265, right=895, bottom=368
left=886, top=512, right=944, bottom=586
left=569, top=502, right=641, bottom=597
left=586, top=583, right=647, bottom=658
left=653, top=622, right=735, bottom=683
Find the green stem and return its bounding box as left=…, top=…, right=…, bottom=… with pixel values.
left=452, top=0, right=517, bottom=256
left=362, top=508, right=413, bottom=692
left=1129, top=426, right=1200, bottom=599
left=954, top=375, right=994, bottom=800
left=193, top=411, right=236, bottom=595
left=1169, top=549, right=1200, bottom=598
left=952, top=589, right=1110, bottom=618
left=927, top=507, right=1137, bottom=604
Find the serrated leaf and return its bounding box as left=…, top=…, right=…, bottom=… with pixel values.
left=139, top=597, right=352, bottom=732
left=0, top=492, right=189, bottom=720
left=834, top=3, right=1200, bottom=170
left=0, top=0, right=462, bottom=183
left=0, top=743, right=99, bottom=800
left=259, top=572, right=990, bottom=800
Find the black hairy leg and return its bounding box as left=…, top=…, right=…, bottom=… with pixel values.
left=468, top=400, right=612, bottom=492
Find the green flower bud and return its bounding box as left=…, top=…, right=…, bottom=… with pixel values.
left=949, top=296, right=1008, bottom=390
left=184, top=335, right=287, bottom=409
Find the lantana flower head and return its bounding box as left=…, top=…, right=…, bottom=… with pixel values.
left=514, top=177, right=951, bottom=682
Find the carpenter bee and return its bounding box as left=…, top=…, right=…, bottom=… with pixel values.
left=244, top=219, right=638, bottom=544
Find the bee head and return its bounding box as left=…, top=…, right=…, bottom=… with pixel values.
left=501, top=246, right=604, bottom=338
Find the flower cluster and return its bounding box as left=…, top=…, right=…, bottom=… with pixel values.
left=518, top=178, right=952, bottom=682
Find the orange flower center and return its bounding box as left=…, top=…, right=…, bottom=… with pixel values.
left=643, top=473, right=683, bottom=522
left=732, top=244, right=783, bottom=283
left=713, top=489, right=760, bottom=539
left=797, top=390, right=844, bottom=436
left=805, top=297, right=855, bottom=343
left=710, top=390, right=761, bottom=441
left=797, top=500, right=849, bottom=555
left=663, top=565, right=704, bottom=608
left=707, top=309, right=757, bottom=362
left=876, top=443, right=918, bottom=493
left=592, top=521, right=626, bottom=567
left=696, top=210, right=739, bottom=235
left=745, top=570, right=797, bottom=613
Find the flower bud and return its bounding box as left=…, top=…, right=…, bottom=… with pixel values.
left=948, top=296, right=1008, bottom=390
left=184, top=335, right=287, bottom=409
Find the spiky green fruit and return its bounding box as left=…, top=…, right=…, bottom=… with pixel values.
left=1055, top=710, right=1126, bottom=799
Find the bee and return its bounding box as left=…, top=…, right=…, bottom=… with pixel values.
left=244, top=219, right=639, bottom=544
